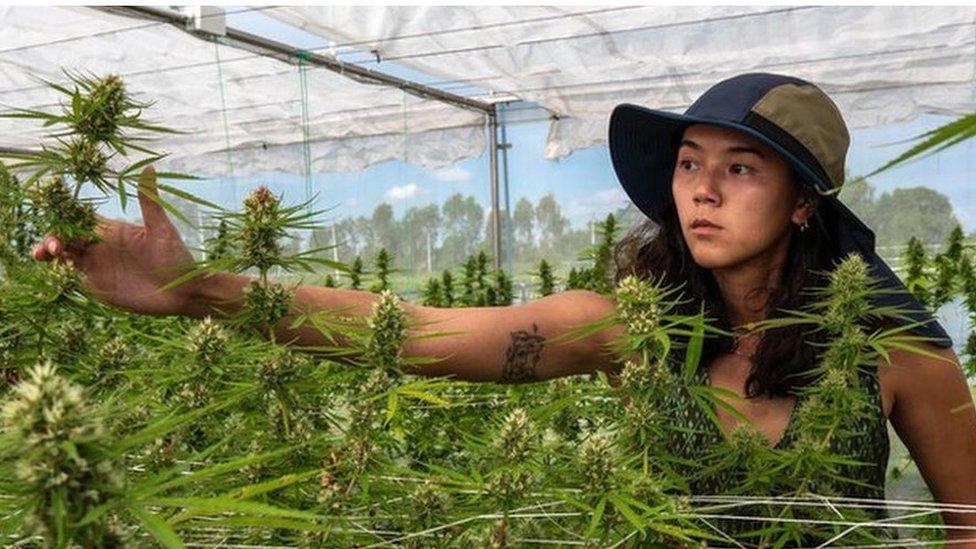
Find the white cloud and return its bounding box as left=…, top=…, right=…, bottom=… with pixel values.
left=433, top=166, right=472, bottom=183
left=589, top=188, right=629, bottom=207
left=563, top=187, right=630, bottom=224
left=385, top=183, right=423, bottom=201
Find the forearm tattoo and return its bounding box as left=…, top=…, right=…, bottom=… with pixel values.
left=501, top=323, right=546, bottom=382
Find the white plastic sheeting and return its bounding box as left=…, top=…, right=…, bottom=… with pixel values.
left=0, top=6, right=486, bottom=177
left=268, top=6, right=976, bottom=159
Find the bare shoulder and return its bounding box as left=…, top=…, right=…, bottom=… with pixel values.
left=878, top=338, right=967, bottom=416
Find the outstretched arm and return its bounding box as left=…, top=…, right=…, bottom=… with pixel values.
left=191, top=275, right=621, bottom=382
left=32, top=168, right=623, bottom=384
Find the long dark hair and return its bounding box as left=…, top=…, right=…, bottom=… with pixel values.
left=614, top=172, right=839, bottom=398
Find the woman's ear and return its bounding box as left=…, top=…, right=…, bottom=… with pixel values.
left=791, top=188, right=820, bottom=225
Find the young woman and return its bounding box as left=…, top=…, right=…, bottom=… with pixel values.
left=33, top=73, right=976, bottom=543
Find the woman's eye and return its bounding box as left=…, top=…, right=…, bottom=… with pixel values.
left=730, top=164, right=752, bottom=175
left=678, top=159, right=698, bottom=171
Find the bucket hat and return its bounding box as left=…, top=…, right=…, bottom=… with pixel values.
left=609, top=72, right=952, bottom=348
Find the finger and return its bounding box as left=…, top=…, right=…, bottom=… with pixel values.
left=44, top=235, right=63, bottom=257
left=32, top=243, right=51, bottom=261
left=136, top=166, right=175, bottom=233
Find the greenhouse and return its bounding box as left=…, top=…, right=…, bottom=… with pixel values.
left=1, top=5, right=975, bottom=547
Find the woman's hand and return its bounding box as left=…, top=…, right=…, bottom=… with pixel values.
left=31, top=166, right=202, bottom=316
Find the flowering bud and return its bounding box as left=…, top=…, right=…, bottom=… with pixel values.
left=820, top=326, right=869, bottom=377
left=76, top=74, right=127, bottom=141
left=43, top=260, right=84, bottom=300
left=53, top=318, right=90, bottom=360
left=365, top=290, right=407, bottom=373
left=822, top=254, right=873, bottom=333
left=65, top=136, right=107, bottom=185
left=186, top=317, right=228, bottom=365
left=727, top=424, right=770, bottom=456
left=1, top=361, right=119, bottom=539
left=259, top=349, right=300, bottom=394
left=614, top=275, right=664, bottom=336
left=242, top=281, right=293, bottom=328
left=30, top=176, right=98, bottom=243
left=410, top=480, right=451, bottom=528
left=495, top=408, right=534, bottom=462
left=485, top=469, right=532, bottom=504
left=578, top=435, right=614, bottom=493
left=92, top=336, right=130, bottom=388
left=240, top=186, right=283, bottom=272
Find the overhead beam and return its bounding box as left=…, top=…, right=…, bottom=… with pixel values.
left=97, top=6, right=508, bottom=273
left=97, top=6, right=495, bottom=115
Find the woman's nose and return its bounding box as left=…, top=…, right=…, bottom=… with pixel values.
left=692, top=169, right=721, bottom=206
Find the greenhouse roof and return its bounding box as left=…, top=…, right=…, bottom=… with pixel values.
left=1, top=5, right=974, bottom=177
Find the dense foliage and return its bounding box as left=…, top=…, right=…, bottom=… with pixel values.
left=0, top=74, right=972, bottom=548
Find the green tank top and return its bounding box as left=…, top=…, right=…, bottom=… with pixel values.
left=659, top=358, right=891, bottom=545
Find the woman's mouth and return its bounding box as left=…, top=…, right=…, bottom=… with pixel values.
left=690, top=219, right=722, bottom=236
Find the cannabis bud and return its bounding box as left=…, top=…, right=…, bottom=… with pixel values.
left=2, top=361, right=119, bottom=540
left=821, top=253, right=874, bottom=333
left=53, top=318, right=90, bottom=359
left=618, top=358, right=668, bottom=395
left=495, top=408, right=535, bottom=462
left=484, top=469, right=532, bottom=504
left=819, top=326, right=870, bottom=376
left=578, top=435, right=614, bottom=493
left=97, top=337, right=130, bottom=371
left=242, top=281, right=293, bottom=328
left=76, top=74, right=128, bottom=141
left=409, top=480, right=451, bottom=528
left=42, top=260, right=85, bottom=300
left=240, top=186, right=283, bottom=272
left=614, top=275, right=664, bottom=336
left=259, top=349, right=300, bottom=394
left=365, top=290, right=407, bottom=373
left=30, top=175, right=98, bottom=243
left=186, top=317, right=229, bottom=364
left=65, top=136, right=108, bottom=185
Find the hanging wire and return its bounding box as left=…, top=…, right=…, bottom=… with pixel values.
left=213, top=36, right=236, bottom=201
left=296, top=50, right=314, bottom=210
left=0, top=6, right=269, bottom=57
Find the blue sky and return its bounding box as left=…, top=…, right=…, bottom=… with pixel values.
left=103, top=7, right=976, bottom=237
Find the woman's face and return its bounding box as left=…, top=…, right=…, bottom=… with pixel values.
left=671, top=124, right=809, bottom=270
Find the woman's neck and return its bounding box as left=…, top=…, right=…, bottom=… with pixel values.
left=711, top=240, right=789, bottom=328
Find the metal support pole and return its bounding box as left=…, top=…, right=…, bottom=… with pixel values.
left=498, top=103, right=513, bottom=272
left=488, top=109, right=501, bottom=272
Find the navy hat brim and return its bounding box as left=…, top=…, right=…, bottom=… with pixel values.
left=608, top=103, right=953, bottom=348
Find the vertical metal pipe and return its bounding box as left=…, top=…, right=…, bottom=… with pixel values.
left=499, top=103, right=513, bottom=273
left=488, top=109, right=501, bottom=271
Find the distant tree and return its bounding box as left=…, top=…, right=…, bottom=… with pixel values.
left=838, top=176, right=876, bottom=224
left=403, top=204, right=440, bottom=271
left=873, top=187, right=958, bottom=247
left=440, top=193, right=484, bottom=266
left=371, top=203, right=397, bottom=258
left=512, top=197, right=535, bottom=258
left=535, top=194, right=567, bottom=251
